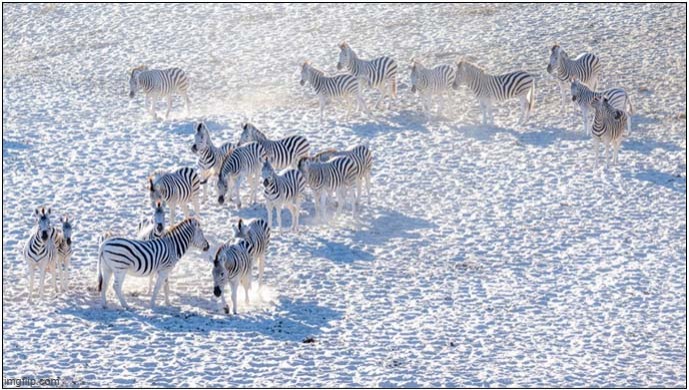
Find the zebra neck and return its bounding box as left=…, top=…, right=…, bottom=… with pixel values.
left=166, top=226, right=192, bottom=259
left=351, top=57, right=365, bottom=77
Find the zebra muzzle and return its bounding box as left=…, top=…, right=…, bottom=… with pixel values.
left=218, top=196, right=225, bottom=205
left=411, top=85, right=416, bottom=93
left=66, top=238, right=72, bottom=246
left=191, top=145, right=197, bottom=153
left=213, top=286, right=221, bottom=297
left=41, top=231, right=48, bottom=240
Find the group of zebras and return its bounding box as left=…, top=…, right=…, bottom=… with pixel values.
left=22, top=42, right=634, bottom=315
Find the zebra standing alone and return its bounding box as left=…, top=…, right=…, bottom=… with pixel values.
left=298, top=156, right=358, bottom=222
left=262, top=160, right=306, bottom=232
left=98, top=218, right=210, bottom=309
left=300, top=61, right=371, bottom=122
left=590, top=95, right=628, bottom=167
left=409, top=58, right=456, bottom=115
left=191, top=122, right=235, bottom=201
left=148, top=167, right=201, bottom=224
left=212, top=238, right=254, bottom=315
left=571, top=78, right=633, bottom=135
left=233, top=218, right=271, bottom=288
left=23, top=207, right=58, bottom=301
left=217, top=142, right=267, bottom=208
left=452, top=60, right=536, bottom=126
left=238, top=123, right=310, bottom=170
left=314, top=144, right=373, bottom=207
left=129, top=65, right=191, bottom=120
left=336, top=41, right=398, bottom=109
left=547, top=45, right=602, bottom=111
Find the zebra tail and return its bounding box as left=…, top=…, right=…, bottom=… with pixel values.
left=97, top=238, right=105, bottom=292
left=627, top=95, right=634, bottom=115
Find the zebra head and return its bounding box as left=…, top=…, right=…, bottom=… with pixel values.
left=191, top=122, right=209, bottom=153
left=216, top=174, right=232, bottom=205
left=153, top=200, right=165, bottom=235
left=547, top=45, right=563, bottom=74
left=211, top=246, right=229, bottom=298
left=592, top=96, right=623, bottom=120
left=410, top=58, right=423, bottom=93
left=232, top=218, right=251, bottom=240
left=128, top=65, right=147, bottom=98
left=189, top=218, right=210, bottom=252
left=148, top=177, right=163, bottom=207
left=261, top=159, right=274, bottom=179
left=238, top=122, right=259, bottom=146
left=34, top=206, right=52, bottom=241
left=300, top=61, right=312, bottom=86
left=60, top=215, right=73, bottom=246
left=337, top=41, right=352, bottom=70
left=570, top=77, right=584, bottom=103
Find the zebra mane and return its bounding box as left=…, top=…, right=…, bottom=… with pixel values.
left=164, top=217, right=198, bottom=237
left=313, top=148, right=339, bottom=161
left=460, top=60, right=484, bottom=74
left=129, top=64, right=148, bottom=76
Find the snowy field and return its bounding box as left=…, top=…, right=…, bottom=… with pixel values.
left=2, top=3, right=687, bottom=387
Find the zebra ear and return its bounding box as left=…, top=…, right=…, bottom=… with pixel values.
left=213, top=257, right=219, bottom=267
left=47, top=207, right=51, bottom=216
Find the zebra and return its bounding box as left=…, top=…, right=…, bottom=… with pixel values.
left=590, top=95, right=628, bottom=167
left=571, top=78, right=633, bottom=135
left=547, top=45, right=602, bottom=111
left=262, top=160, right=306, bottom=232
left=129, top=65, right=191, bottom=120
left=47, top=215, right=74, bottom=293
left=148, top=167, right=201, bottom=224
left=217, top=142, right=267, bottom=209
left=135, top=200, right=167, bottom=295
left=300, top=61, right=371, bottom=122
left=211, top=238, right=253, bottom=315
left=314, top=144, right=373, bottom=207
left=238, top=122, right=310, bottom=170
left=233, top=218, right=271, bottom=288
left=336, top=41, right=398, bottom=109
left=298, top=156, right=358, bottom=222
left=191, top=122, right=235, bottom=201
left=98, top=217, right=210, bottom=309
left=452, top=60, right=536, bottom=126
left=409, top=59, right=456, bottom=115
left=23, top=206, right=58, bottom=301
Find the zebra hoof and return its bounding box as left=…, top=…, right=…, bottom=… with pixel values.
left=223, top=305, right=230, bottom=314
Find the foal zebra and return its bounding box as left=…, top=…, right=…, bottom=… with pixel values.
left=23, top=207, right=58, bottom=301
left=191, top=122, right=235, bottom=201
left=314, top=144, right=373, bottom=207
left=238, top=123, right=310, bottom=170
left=300, top=61, right=371, bottom=122
left=337, top=41, right=398, bottom=109
left=590, top=95, right=628, bottom=167
left=571, top=79, right=633, bottom=135
left=452, top=60, right=535, bottom=126
left=148, top=167, right=201, bottom=223
left=98, top=217, right=210, bottom=309
left=233, top=218, right=271, bottom=288
left=547, top=45, right=602, bottom=111
left=129, top=65, right=191, bottom=120
left=262, top=160, right=306, bottom=232
left=211, top=238, right=253, bottom=315
left=410, top=59, right=456, bottom=115
left=298, top=156, right=358, bottom=222
left=48, top=215, right=74, bottom=293
left=217, top=142, right=267, bottom=208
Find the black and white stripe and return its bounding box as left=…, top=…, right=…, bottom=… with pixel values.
left=48, top=215, right=74, bottom=293
left=98, top=218, right=210, bottom=309
left=148, top=167, right=201, bottom=223
left=298, top=156, right=358, bottom=222
left=191, top=122, right=235, bottom=200
left=129, top=65, right=191, bottom=119
left=337, top=41, right=398, bottom=109
left=233, top=218, right=271, bottom=288
left=571, top=79, right=633, bottom=135
left=590, top=96, right=628, bottom=166
left=314, top=145, right=373, bottom=207
left=135, top=201, right=168, bottom=295
left=452, top=60, right=536, bottom=125
left=212, top=238, right=254, bottom=315
left=410, top=59, right=456, bottom=114
left=238, top=123, right=310, bottom=170
left=300, top=61, right=371, bottom=122
left=547, top=45, right=602, bottom=111
left=217, top=142, right=267, bottom=208
left=261, top=160, right=306, bottom=232
left=23, top=207, right=58, bottom=301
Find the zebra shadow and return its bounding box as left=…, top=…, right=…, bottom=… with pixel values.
left=459, top=123, right=587, bottom=147
left=350, top=207, right=437, bottom=245
left=350, top=109, right=430, bottom=137
left=302, top=236, right=375, bottom=264
left=623, top=137, right=683, bottom=155
left=623, top=169, right=686, bottom=193
left=59, top=296, right=341, bottom=342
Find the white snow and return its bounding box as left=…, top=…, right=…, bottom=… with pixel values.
left=2, top=3, right=686, bottom=387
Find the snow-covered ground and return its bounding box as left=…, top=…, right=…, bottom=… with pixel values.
left=2, top=3, right=686, bottom=387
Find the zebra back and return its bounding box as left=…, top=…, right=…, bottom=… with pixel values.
left=151, top=167, right=201, bottom=204
left=219, top=142, right=267, bottom=181
left=299, top=155, right=357, bottom=192
left=137, top=67, right=190, bottom=95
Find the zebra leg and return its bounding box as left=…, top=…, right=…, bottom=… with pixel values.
left=374, top=87, right=385, bottom=110
left=230, top=280, right=239, bottom=315
left=233, top=178, right=242, bottom=209
left=38, top=266, right=46, bottom=301
left=169, top=202, right=176, bottom=225
left=150, top=271, right=166, bottom=308
left=181, top=203, right=190, bottom=219
left=558, top=82, right=567, bottom=112
left=100, top=263, right=113, bottom=308
left=319, top=192, right=327, bottom=223
left=183, top=92, right=191, bottom=116
left=27, top=265, right=34, bottom=302
left=266, top=203, right=273, bottom=230
left=242, top=276, right=251, bottom=305
left=147, top=274, right=154, bottom=295
left=479, top=100, right=487, bottom=126
left=277, top=205, right=283, bottom=233
left=593, top=138, right=600, bottom=168
left=319, top=96, right=326, bottom=123
left=519, top=96, right=528, bottom=125
left=258, top=254, right=265, bottom=289
left=192, top=196, right=200, bottom=219
left=357, top=94, right=371, bottom=117
left=219, top=288, right=230, bottom=314
left=163, top=276, right=171, bottom=306
left=164, top=96, right=172, bottom=120
left=112, top=272, right=130, bottom=310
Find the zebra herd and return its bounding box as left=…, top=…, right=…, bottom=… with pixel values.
left=22, top=42, right=634, bottom=314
